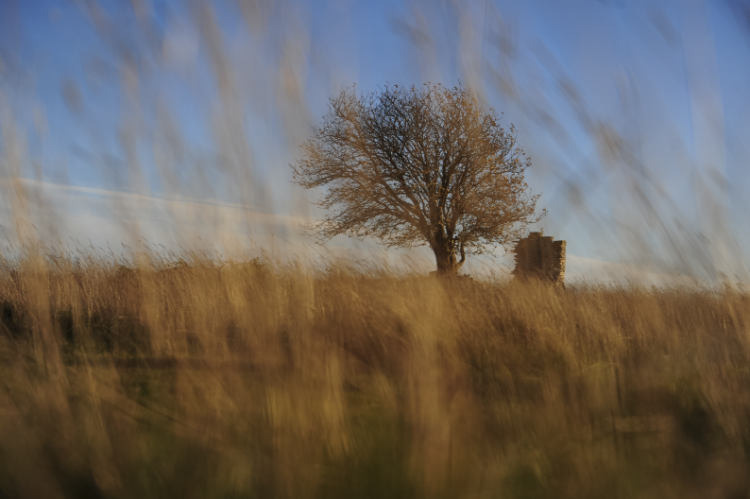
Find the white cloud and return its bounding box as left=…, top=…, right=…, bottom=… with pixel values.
left=565, top=254, right=706, bottom=287
left=0, top=177, right=718, bottom=284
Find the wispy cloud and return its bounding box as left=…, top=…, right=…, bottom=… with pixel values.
left=0, top=177, right=717, bottom=284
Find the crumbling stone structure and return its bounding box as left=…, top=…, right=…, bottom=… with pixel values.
left=511, top=231, right=566, bottom=285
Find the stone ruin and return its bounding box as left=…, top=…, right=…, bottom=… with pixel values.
left=511, top=231, right=566, bottom=285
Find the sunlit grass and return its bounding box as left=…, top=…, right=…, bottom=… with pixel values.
left=0, top=252, right=748, bottom=498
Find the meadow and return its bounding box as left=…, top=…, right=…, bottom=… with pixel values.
left=0, top=251, right=747, bottom=498
left=1, top=1, right=745, bottom=497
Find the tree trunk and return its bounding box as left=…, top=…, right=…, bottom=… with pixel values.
left=431, top=241, right=465, bottom=276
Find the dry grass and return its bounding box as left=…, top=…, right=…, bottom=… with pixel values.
left=0, top=251, right=748, bottom=498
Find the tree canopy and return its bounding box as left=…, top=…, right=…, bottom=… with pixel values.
left=292, top=83, right=544, bottom=275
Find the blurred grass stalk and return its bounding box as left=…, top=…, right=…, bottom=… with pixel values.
left=1, top=0, right=745, bottom=278
left=0, top=256, right=747, bottom=497
left=0, top=1, right=749, bottom=497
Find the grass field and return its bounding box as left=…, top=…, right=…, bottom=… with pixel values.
left=0, top=252, right=748, bottom=498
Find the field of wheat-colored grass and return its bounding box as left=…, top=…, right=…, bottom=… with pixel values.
left=0, top=251, right=748, bottom=498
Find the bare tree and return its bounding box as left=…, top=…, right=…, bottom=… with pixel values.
left=292, top=83, right=544, bottom=275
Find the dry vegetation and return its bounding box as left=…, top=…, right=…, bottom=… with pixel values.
left=0, top=251, right=747, bottom=498
left=1, top=1, right=744, bottom=497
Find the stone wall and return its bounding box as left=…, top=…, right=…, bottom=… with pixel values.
left=511, top=231, right=566, bottom=285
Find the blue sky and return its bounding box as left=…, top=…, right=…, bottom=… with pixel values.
left=0, top=0, right=749, bottom=280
